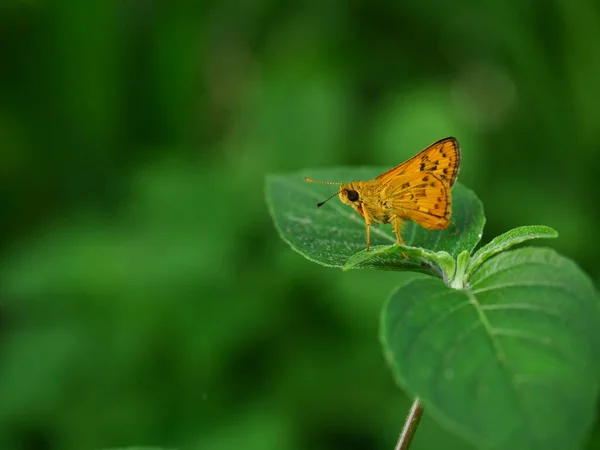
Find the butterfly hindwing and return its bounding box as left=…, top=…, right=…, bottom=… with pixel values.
left=383, top=171, right=451, bottom=229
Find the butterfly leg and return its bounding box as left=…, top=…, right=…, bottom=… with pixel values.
left=361, top=203, right=372, bottom=251
left=393, top=217, right=408, bottom=259
left=393, top=217, right=405, bottom=246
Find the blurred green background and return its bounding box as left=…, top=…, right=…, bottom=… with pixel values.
left=1, top=0, right=600, bottom=449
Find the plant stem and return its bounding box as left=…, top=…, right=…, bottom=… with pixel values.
left=394, top=397, right=424, bottom=450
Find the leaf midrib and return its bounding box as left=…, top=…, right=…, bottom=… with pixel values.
left=464, top=286, right=546, bottom=445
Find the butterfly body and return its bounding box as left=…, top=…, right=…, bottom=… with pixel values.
left=338, top=181, right=393, bottom=223
left=306, top=137, right=461, bottom=251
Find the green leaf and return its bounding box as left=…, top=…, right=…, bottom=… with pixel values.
left=343, top=245, right=455, bottom=278
left=466, top=225, right=558, bottom=281
left=381, top=247, right=600, bottom=450
left=265, top=167, right=485, bottom=271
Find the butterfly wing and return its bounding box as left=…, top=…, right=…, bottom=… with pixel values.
left=375, top=137, right=461, bottom=189
left=378, top=138, right=461, bottom=229
left=382, top=171, right=451, bottom=229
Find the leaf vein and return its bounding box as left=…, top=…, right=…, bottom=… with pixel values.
left=399, top=297, right=471, bottom=362
left=472, top=282, right=582, bottom=301
left=491, top=328, right=580, bottom=367
left=470, top=260, right=565, bottom=287
left=481, top=303, right=561, bottom=317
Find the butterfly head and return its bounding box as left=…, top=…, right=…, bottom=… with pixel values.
left=338, top=182, right=361, bottom=206
left=305, top=177, right=362, bottom=208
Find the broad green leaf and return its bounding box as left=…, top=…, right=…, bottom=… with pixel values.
left=466, top=225, right=558, bottom=280
left=381, top=247, right=600, bottom=450
left=265, top=167, right=485, bottom=271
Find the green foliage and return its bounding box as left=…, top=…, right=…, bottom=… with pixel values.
left=383, top=248, right=600, bottom=450
left=266, top=169, right=600, bottom=450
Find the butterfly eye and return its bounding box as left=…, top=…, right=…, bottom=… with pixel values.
left=346, top=190, right=359, bottom=202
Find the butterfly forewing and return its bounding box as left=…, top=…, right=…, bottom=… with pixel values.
left=375, top=137, right=460, bottom=188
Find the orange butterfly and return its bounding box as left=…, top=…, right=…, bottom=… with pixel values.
left=305, top=137, right=461, bottom=251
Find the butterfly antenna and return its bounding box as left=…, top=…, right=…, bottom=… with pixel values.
left=304, top=177, right=342, bottom=208
left=304, top=177, right=342, bottom=185
left=316, top=190, right=341, bottom=208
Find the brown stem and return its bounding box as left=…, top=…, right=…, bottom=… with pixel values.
left=394, top=397, right=424, bottom=450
